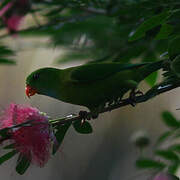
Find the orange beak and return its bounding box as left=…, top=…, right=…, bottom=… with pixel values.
left=26, top=85, right=37, bottom=98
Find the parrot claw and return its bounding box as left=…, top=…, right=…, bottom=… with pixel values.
left=79, top=110, right=99, bottom=120
left=130, top=89, right=143, bottom=99
left=135, top=90, right=144, bottom=96
left=107, top=96, right=122, bottom=107
left=115, top=97, right=123, bottom=104
left=79, top=111, right=89, bottom=120
left=129, top=89, right=144, bottom=107
left=128, top=99, right=136, bottom=107
left=107, top=100, right=114, bottom=106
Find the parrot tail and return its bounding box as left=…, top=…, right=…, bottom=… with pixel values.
left=136, top=60, right=165, bottom=81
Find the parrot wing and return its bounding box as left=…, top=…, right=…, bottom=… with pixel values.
left=69, top=63, right=148, bottom=83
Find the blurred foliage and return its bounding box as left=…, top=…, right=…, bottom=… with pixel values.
left=1, top=0, right=180, bottom=84
left=0, top=45, right=15, bottom=64
left=134, top=111, right=180, bottom=179
left=16, top=154, right=30, bottom=175
left=131, top=130, right=150, bottom=149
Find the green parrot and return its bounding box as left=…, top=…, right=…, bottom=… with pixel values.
left=26, top=61, right=164, bottom=115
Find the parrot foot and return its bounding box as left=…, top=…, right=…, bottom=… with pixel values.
left=107, top=100, right=114, bottom=106
left=79, top=111, right=89, bottom=120
left=128, top=99, right=136, bottom=107
left=136, top=90, right=143, bottom=96
left=107, top=97, right=122, bottom=106
left=129, top=89, right=144, bottom=106
left=115, top=97, right=122, bottom=104
left=79, top=111, right=97, bottom=120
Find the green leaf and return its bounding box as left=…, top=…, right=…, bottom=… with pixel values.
left=0, top=45, right=16, bottom=65
left=0, top=59, right=16, bottom=65
left=155, top=150, right=179, bottom=162
left=156, top=131, right=172, bottom=146
left=0, top=128, right=9, bottom=138
left=16, top=155, right=30, bottom=175
left=3, top=143, right=15, bottom=150
left=73, top=120, right=93, bottom=134
left=0, top=150, right=17, bottom=165
left=168, top=162, right=179, bottom=174
left=161, top=111, right=180, bottom=129
left=168, top=36, right=180, bottom=59
left=169, top=144, right=180, bottom=153
left=0, top=46, right=14, bottom=56
left=53, top=121, right=72, bottom=155
left=155, top=23, right=173, bottom=40
left=129, top=11, right=172, bottom=41
left=145, top=71, right=158, bottom=87
left=136, top=158, right=166, bottom=169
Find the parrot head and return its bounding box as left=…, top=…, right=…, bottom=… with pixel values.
left=26, top=68, right=61, bottom=98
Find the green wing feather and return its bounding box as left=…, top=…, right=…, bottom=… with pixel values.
left=70, top=63, right=148, bottom=83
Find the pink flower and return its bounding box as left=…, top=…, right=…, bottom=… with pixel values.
left=0, top=2, right=13, bottom=17
left=0, top=103, right=54, bottom=167
left=0, top=0, right=30, bottom=33
left=2, top=14, right=24, bottom=33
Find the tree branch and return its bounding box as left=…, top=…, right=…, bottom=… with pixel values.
left=50, top=82, right=180, bottom=126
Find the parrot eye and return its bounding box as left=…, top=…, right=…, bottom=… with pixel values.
left=33, top=73, right=40, bottom=80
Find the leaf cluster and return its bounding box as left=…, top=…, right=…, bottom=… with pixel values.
left=135, top=111, right=180, bottom=179
left=0, top=0, right=180, bottom=85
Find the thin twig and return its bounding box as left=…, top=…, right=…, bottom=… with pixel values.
left=8, top=120, right=34, bottom=130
